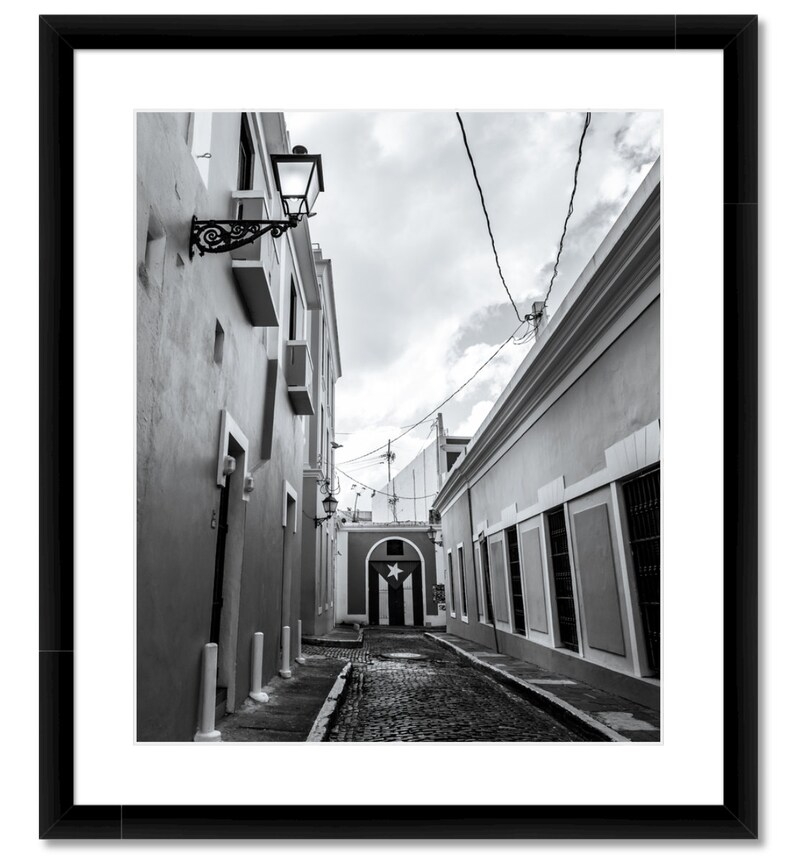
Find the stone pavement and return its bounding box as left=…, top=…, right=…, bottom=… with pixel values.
left=428, top=631, right=660, bottom=742
left=325, top=629, right=592, bottom=742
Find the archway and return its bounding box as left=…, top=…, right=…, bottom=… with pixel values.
left=364, top=537, right=425, bottom=627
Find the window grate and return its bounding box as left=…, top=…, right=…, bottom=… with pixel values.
left=623, top=467, right=661, bottom=674
left=505, top=527, right=526, bottom=635
left=480, top=536, right=494, bottom=624
left=457, top=546, right=468, bottom=618
left=548, top=509, right=579, bottom=651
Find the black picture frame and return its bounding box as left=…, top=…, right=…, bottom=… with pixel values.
left=40, top=14, right=758, bottom=839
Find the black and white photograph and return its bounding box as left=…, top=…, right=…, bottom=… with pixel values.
left=136, top=108, right=661, bottom=744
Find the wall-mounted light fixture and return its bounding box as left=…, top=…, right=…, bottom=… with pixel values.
left=189, top=145, right=324, bottom=259
left=426, top=526, right=443, bottom=547
left=244, top=473, right=255, bottom=494
left=314, top=493, right=339, bottom=528
left=222, top=455, right=236, bottom=476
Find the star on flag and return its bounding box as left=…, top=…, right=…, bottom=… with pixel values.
left=387, top=562, right=403, bottom=580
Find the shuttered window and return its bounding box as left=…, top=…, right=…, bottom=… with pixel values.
left=505, top=526, right=526, bottom=635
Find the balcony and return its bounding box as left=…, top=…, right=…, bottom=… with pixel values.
left=285, top=340, right=314, bottom=415
left=229, top=191, right=279, bottom=327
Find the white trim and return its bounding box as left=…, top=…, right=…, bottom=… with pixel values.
left=455, top=542, right=468, bottom=622
left=445, top=548, right=455, bottom=618
left=216, top=409, right=250, bottom=502
left=481, top=420, right=661, bottom=539
left=610, top=481, right=643, bottom=676
left=488, top=532, right=511, bottom=634
left=283, top=480, right=298, bottom=532
left=562, top=502, right=584, bottom=656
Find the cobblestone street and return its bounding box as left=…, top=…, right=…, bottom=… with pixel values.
left=305, top=629, right=589, bottom=742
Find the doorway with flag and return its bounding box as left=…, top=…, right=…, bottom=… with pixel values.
left=368, top=559, right=423, bottom=626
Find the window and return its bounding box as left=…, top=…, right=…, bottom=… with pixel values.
left=237, top=115, right=254, bottom=191
left=505, top=526, right=526, bottom=635
left=479, top=535, right=494, bottom=624
left=623, top=467, right=661, bottom=674
left=213, top=320, right=224, bottom=365
left=288, top=278, right=298, bottom=340
left=547, top=508, right=579, bottom=651
left=386, top=539, right=403, bottom=556
left=446, top=549, right=456, bottom=616
left=457, top=545, right=468, bottom=619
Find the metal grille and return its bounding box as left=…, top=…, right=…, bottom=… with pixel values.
left=623, top=467, right=661, bottom=674
left=480, top=537, right=494, bottom=624
left=457, top=546, right=468, bottom=617
left=505, top=527, right=526, bottom=635
left=548, top=509, right=579, bottom=651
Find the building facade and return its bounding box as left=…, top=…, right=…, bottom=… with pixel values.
left=335, top=524, right=445, bottom=628
left=136, top=111, right=340, bottom=740
left=300, top=247, right=342, bottom=637
left=434, top=161, right=661, bottom=709
left=335, top=418, right=469, bottom=628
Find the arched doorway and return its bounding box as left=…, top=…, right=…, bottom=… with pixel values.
left=365, top=537, right=425, bottom=627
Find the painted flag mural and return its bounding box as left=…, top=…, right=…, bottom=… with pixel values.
left=368, top=561, right=424, bottom=626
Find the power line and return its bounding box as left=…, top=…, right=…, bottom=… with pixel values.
left=456, top=112, right=528, bottom=325
left=336, top=466, right=438, bottom=502
left=338, top=318, right=530, bottom=465
left=542, top=111, right=592, bottom=311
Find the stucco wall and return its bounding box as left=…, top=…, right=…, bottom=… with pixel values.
left=467, top=299, right=659, bottom=528
left=137, top=112, right=308, bottom=740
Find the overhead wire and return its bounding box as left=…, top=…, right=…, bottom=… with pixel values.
left=541, top=111, right=592, bottom=311
left=336, top=467, right=438, bottom=502
left=337, top=317, right=531, bottom=465
left=456, top=112, right=529, bottom=325
left=337, top=113, right=592, bottom=472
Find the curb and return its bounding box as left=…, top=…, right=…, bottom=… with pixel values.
left=305, top=662, right=352, bottom=742
left=302, top=633, right=363, bottom=649
left=425, top=632, right=628, bottom=743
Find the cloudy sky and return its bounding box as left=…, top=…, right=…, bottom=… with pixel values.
left=285, top=111, right=660, bottom=512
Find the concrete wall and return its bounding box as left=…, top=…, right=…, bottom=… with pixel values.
left=137, top=112, right=311, bottom=740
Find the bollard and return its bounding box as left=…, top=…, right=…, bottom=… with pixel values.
left=279, top=625, right=292, bottom=678
left=194, top=643, right=222, bottom=742
left=249, top=632, right=269, bottom=703
left=296, top=619, right=306, bottom=665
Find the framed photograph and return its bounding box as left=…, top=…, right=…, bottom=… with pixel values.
left=40, top=14, right=757, bottom=839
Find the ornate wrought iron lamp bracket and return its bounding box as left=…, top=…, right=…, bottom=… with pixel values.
left=189, top=215, right=299, bottom=260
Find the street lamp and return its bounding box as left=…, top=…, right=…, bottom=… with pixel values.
left=314, top=493, right=339, bottom=528
left=426, top=526, right=443, bottom=547
left=189, top=145, right=324, bottom=259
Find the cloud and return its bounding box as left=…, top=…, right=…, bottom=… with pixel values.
left=286, top=110, right=661, bottom=509
left=454, top=400, right=495, bottom=436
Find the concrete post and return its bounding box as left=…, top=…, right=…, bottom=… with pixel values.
left=279, top=626, right=292, bottom=678
left=296, top=619, right=306, bottom=665
left=194, top=643, right=222, bottom=742
left=249, top=632, right=269, bottom=703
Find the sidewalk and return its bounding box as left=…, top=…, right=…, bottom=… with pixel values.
left=217, top=655, right=349, bottom=742
left=426, top=631, right=660, bottom=743
left=301, top=624, right=363, bottom=648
